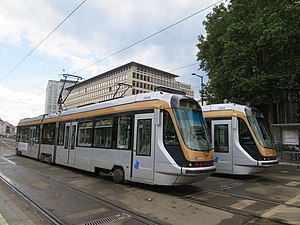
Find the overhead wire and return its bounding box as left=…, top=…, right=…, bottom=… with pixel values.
left=73, top=0, right=224, bottom=74
left=2, top=1, right=223, bottom=124
left=34, top=0, right=223, bottom=97
left=169, top=62, right=199, bottom=72
left=0, top=0, right=87, bottom=82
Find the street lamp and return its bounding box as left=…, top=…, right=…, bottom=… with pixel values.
left=192, top=73, right=204, bottom=106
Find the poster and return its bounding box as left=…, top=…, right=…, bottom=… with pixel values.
left=18, top=142, right=28, bottom=151
left=283, top=130, right=299, bottom=145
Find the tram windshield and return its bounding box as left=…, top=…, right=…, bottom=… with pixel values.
left=245, top=107, right=275, bottom=149
left=247, top=116, right=275, bottom=149
left=174, top=108, right=211, bottom=151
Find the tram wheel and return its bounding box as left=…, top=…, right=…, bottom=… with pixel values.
left=40, top=154, right=45, bottom=162
left=112, top=168, right=124, bottom=183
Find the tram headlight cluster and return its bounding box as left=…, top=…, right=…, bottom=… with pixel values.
left=188, top=161, right=214, bottom=167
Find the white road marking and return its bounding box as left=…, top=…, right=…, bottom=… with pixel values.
left=286, top=181, right=300, bottom=187
left=0, top=156, right=16, bottom=165
left=261, top=194, right=300, bottom=225
left=230, top=199, right=256, bottom=210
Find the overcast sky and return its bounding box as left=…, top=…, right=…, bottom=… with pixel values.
left=0, top=0, right=223, bottom=126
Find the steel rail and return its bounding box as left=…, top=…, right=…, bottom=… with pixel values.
left=5, top=164, right=161, bottom=225
left=0, top=174, right=63, bottom=225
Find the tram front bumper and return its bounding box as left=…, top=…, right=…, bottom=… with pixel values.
left=257, top=159, right=279, bottom=167
left=182, top=165, right=216, bottom=175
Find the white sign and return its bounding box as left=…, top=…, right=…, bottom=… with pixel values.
left=283, top=130, right=299, bottom=145
left=18, top=142, right=28, bottom=151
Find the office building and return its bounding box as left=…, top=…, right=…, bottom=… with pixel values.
left=45, top=79, right=77, bottom=114
left=64, top=62, right=194, bottom=109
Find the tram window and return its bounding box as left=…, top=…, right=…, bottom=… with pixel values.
left=34, top=126, right=40, bottom=144
left=71, top=125, right=76, bottom=149
left=64, top=126, right=69, bottom=149
left=94, top=118, right=113, bottom=148
left=214, top=124, right=229, bottom=153
left=163, top=111, right=179, bottom=146
left=117, top=116, right=132, bottom=150
left=239, top=119, right=255, bottom=145
left=136, top=119, right=151, bottom=156
left=42, top=123, right=55, bottom=145
left=17, top=127, right=30, bottom=143
left=57, top=123, right=65, bottom=146
left=205, top=120, right=212, bottom=143
left=78, top=121, right=93, bottom=147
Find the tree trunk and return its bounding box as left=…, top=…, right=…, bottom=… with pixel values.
left=267, top=96, right=274, bottom=125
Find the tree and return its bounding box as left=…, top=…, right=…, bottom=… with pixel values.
left=196, top=0, right=300, bottom=124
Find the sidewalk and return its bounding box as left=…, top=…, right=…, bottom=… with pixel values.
left=0, top=188, right=35, bottom=225
left=276, top=156, right=300, bottom=172
left=0, top=178, right=51, bottom=225
left=0, top=156, right=298, bottom=225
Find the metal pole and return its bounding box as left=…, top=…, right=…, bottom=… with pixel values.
left=201, top=76, right=204, bottom=106
left=192, top=73, right=204, bottom=106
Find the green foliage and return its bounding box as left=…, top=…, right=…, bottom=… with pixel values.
left=197, top=0, right=300, bottom=105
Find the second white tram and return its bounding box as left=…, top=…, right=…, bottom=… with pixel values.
left=16, top=92, right=215, bottom=185
left=202, top=103, right=278, bottom=175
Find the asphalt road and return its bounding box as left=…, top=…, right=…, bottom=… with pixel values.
left=0, top=138, right=299, bottom=225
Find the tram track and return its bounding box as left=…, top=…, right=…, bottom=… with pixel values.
left=2, top=155, right=299, bottom=225
left=151, top=183, right=298, bottom=225
left=0, top=161, right=162, bottom=225
left=65, top=173, right=296, bottom=225
left=179, top=194, right=291, bottom=225
left=127, top=176, right=300, bottom=225
left=206, top=188, right=300, bottom=209
left=0, top=174, right=63, bottom=225
left=37, top=175, right=161, bottom=225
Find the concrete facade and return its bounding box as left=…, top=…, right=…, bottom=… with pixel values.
left=64, top=62, right=194, bottom=109
left=45, top=79, right=77, bottom=114
left=0, top=119, right=15, bottom=137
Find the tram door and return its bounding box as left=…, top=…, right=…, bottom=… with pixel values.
left=28, top=126, right=38, bottom=157
left=211, top=120, right=233, bottom=173
left=132, top=113, right=155, bottom=181
left=63, top=122, right=77, bottom=166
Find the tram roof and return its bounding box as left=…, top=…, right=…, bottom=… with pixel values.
left=17, top=114, right=45, bottom=125
left=60, top=91, right=175, bottom=116
left=18, top=91, right=184, bottom=126
left=202, top=103, right=250, bottom=114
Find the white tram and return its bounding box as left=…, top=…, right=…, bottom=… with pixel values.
left=16, top=92, right=215, bottom=185
left=202, top=103, right=278, bottom=175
